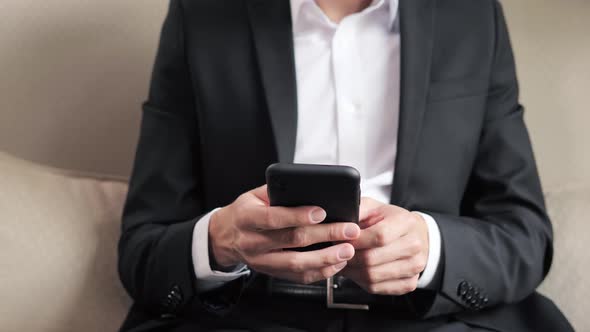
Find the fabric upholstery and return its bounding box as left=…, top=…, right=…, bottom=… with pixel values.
left=540, top=187, right=590, bottom=332
left=0, top=152, right=130, bottom=332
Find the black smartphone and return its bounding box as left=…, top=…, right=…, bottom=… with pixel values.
left=266, top=163, right=361, bottom=224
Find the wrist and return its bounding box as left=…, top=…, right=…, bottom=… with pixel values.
left=208, top=207, right=240, bottom=268
left=411, top=212, right=430, bottom=266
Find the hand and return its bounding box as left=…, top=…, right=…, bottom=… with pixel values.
left=208, top=185, right=361, bottom=284
left=341, top=197, right=429, bottom=295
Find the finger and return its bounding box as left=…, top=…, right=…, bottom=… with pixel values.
left=344, top=257, right=425, bottom=285
left=358, top=203, right=406, bottom=229
left=250, top=184, right=270, bottom=203
left=358, top=210, right=385, bottom=230
left=249, top=242, right=355, bottom=273
left=263, top=261, right=348, bottom=285
left=235, top=222, right=360, bottom=255
left=347, top=234, right=423, bottom=267
left=242, top=204, right=326, bottom=230
left=267, top=222, right=360, bottom=250
left=361, top=275, right=419, bottom=296
left=349, top=219, right=410, bottom=250
left=359, top=197, right=384, bottom=221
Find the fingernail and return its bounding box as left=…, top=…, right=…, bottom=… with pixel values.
left=334, top=262, right=347, bottom=270
left=338, top=246, right=354, bottom=260
left=310, top=208, right=326, bottom=223
left=344, top=224, right=360, bottom=239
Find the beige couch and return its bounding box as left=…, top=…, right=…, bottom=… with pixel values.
left=0, top=151, right=588, bottom=332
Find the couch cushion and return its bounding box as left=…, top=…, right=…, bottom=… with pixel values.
left=0, top=152, right=130, bottom=332
left=540, top=186, right=590, bottom=332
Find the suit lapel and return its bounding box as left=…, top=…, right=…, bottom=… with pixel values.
left=247, top=0, right=434, bottom=196
left=247, top=0, right=298, bottom=163
left=390, top=0, right=436, bottom=206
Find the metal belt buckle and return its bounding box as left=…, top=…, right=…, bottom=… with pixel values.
left=326, top=277, right=369, bottom=310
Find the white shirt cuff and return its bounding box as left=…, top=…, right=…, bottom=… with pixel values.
left=192, top=208, right=250, bottom=293
left=415, top=212, right=442, bottom=289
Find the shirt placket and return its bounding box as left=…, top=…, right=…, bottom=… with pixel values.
left=332, top=18, right=366, bottom=175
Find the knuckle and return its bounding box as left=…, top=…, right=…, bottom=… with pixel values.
left=407, top=237, right=423, bottom=253
left=321, top=267, right=334, bottom=279
left=301, top=272, right=318, bottom=285
left=409, top=281, right=418, bottom=293
left=236, top=193, right=248, bottom=205
left=321, top=253, right=334, bottom=266
left=404, top=211, right=417, bottom=224
left=403, top=279, right=418, bottom=293
left=368, top=284, right=381, bottom=294
left=373, top=230, right=389, bottom=247
left=287, top=256, right=304, bottom=273
left=410, top=264, right=422, bottom=275
left=235, top=236, right=252, bottom=254
left=390, top=288, right=404, bottom=296
left=367, top=269, right=380, bottom=284
left=413, top=258, right=426, bottom=274
left=330, top=225, right=342, bottom=241
left=291, top=228, right=308, bottom=246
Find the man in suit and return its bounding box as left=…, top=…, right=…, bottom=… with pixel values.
left=118, top=0, right=573, bottom=331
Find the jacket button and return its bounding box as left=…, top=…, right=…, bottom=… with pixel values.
left=160, top=313, right=176, bottom=319
left=161, top=285, right=184, bottom=312
left=457, top=281, right=469, bottom=296
left=171, top=285, right=183, bottom=299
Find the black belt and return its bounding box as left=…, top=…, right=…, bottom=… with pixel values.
left=273, top=276, right=375, bottom=310
left=244, top=275, right=413, bottom=313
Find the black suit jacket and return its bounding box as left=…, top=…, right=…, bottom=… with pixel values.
left=118, top=0, right=572, bottom=331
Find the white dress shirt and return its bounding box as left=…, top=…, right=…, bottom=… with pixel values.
left=192, top=0, right=441, bottom=292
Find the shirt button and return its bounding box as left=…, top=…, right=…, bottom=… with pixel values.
left=340, top=100, right=360, bottom=114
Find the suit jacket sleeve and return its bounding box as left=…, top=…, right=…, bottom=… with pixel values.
left=118, top=0, right=246, bottom=318
left=408, top=0, right=553, bottom=318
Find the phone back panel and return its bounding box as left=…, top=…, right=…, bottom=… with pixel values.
left=266, top=163, right=360, bottom=224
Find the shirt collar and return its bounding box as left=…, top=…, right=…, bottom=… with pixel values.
left=290, top=0, right=399, bottom=30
